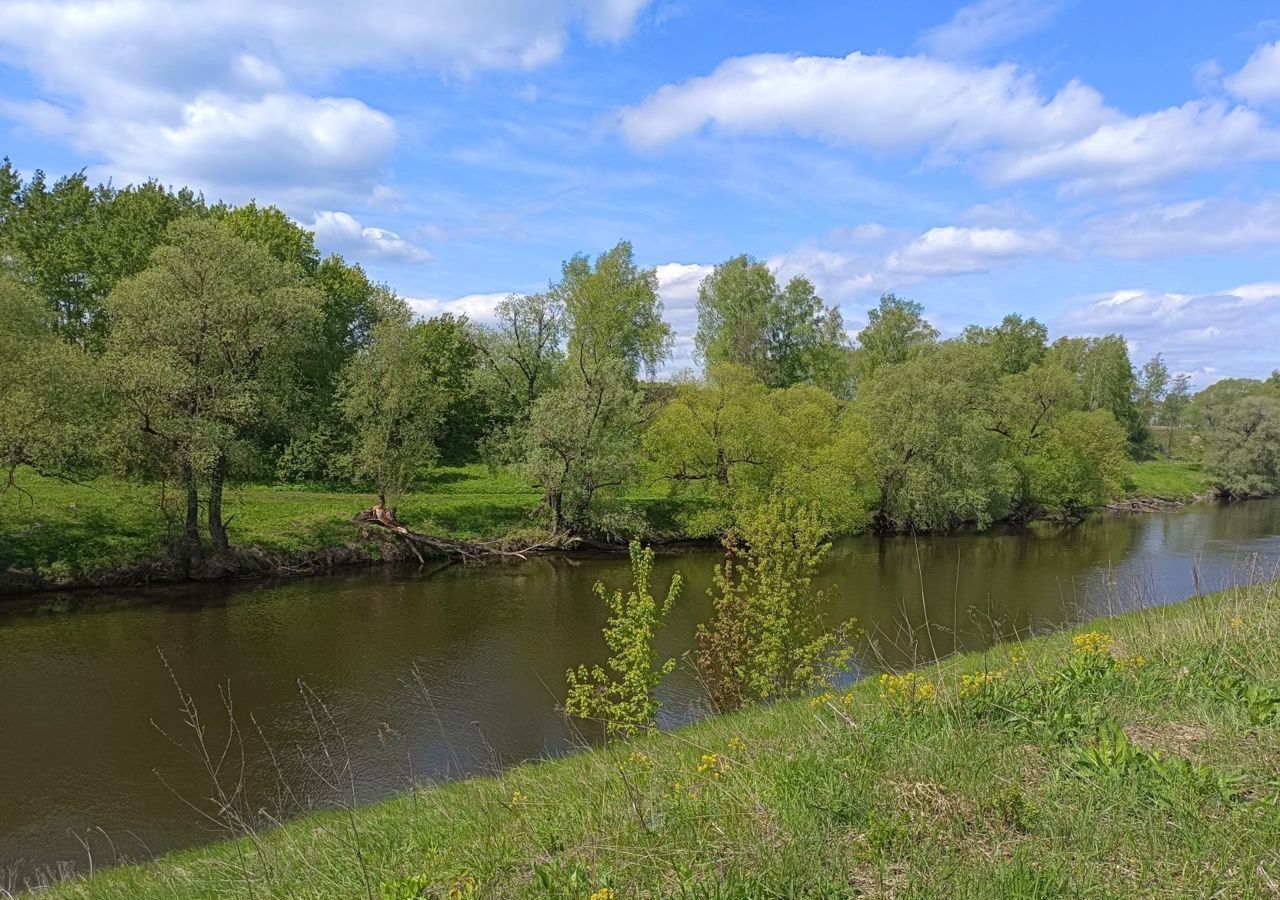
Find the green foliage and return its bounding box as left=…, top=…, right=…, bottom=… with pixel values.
left=522, top=361, right=647, bottom=533
left=962, top=313, right=1048, bottom=375
left=856, top=342, right=1008, bottom=530
left=694, top=255, right=850, bottom=390
left=1049, top=334, right=1146, bottom=452
left=696, top=494, right=855, bottom=710
left=560, top=240, right=671, bottom=381
left=105, top=217, right=323, bottom=552
left=339, top=303, right=450, bottom=506
left=1021, top=409, right=1130, bottom=514
left=1194, top=380, right=1280, bottom=496
left=565, top=542, right=682, bottom=739
left=0, top=274, right=103, bottom=490
left=853, top=292, right=939, bottom=379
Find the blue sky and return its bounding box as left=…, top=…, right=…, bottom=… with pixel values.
left=2, top=0, right=1279, bottom=381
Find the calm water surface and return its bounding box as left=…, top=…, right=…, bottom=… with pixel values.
left=2, top=499, right=1278, bottom=884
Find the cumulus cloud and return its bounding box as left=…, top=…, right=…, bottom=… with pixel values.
left=0, top=0, right=651, bottom=202
left=617, top=49, right=1280, bottom=191
left=885, top=226, right=1057, bottom=275
left=919, top=0, right=1066, bottom=58
left=1226, top=40, right=1280, bottom=104
left=1058, top=282, right=1280, bottom=382
left=310, top=211, right=431, bottom=264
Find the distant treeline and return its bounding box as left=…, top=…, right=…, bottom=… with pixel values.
left=2, top=161, right=1277, bottom=565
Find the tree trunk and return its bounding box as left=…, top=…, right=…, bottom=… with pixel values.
left=548, top=488, right=564, bottom=535
left=183, top=464, right=202, bottom=573
left=208, top=453, right=229, bottom=553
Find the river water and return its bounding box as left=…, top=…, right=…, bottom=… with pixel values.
left=2, top=499, right=1278, bottom=884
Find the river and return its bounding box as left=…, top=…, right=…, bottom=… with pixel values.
left=2, top=499, right=1278, bottom=886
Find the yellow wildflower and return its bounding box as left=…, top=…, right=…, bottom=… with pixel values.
left=1009, top=649, right=1027, bottom=667
left=1231, top=616, right=1243, bottom=630
left=697, top=752, right=728, bottom=779
left=626, top=750, right=652, bottom=766
left=959, top=669, right=1005, bottom=698
left=508, top=789, right=524, bottom=807
left=728, top=735, right=747, bottom=753
left=879, top=672, right=936, bottom=710
left=1070, top=631, right=1114, bottom=658
left=590, top=890, right=617, bottom=900
left=1116, top=654, right=1148, bottom=671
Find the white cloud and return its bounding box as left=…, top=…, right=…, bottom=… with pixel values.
left=1083, top=194, right=1280, bottom=258
left=617, top=50, right=1280, bottom=191
left=1226, top=40, right=1280, bottom=104
left=1058, top=282, right=1280, bottom=381
left=405, top=292, right=512, bottom=323
left=885, top=226, right=1057, bottom=275
left=618, top=51, right=1113, bottom=153
left=919, top=0, right=1066, bottom=58
left=0, top=0, right=651, bottom=202
left=310, top=211, right=431, bottom=264
left=996, top=100, right=1280, bottom=190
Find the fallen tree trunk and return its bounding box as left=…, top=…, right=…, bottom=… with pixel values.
left=353, top=505, right=590, bottom=562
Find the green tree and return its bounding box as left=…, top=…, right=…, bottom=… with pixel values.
left=474, top=291, right=565, bottom=414
left=1021, top=409, right=1130, bottom=514
left=1136, top=354, right=1170, bottom=428
left=339, top=300, right=454, bottom=507
left=856, top=343, right=1009, bottom=530
left=560, top=241, right=670, bottom=381
left=522, top=361, right=646, bottom=534
left=1158, top=372, right=1192, bottom=456
left=1195, top=382, right=1280, bottom=496
left=106, top=219, right=322, bottom=565
left=854, top=293, right=939, bottom=380
left=0, top=273, right=102, bottom=493
left=962, top=313, right=1048, bottom=375
left=695, top=256, right=850, bottom=389
left=1049, top=335, right=1146, bottom=453
left=696, top=494, right=854, bottom=710
left=565, top=542, right=682, bottom=739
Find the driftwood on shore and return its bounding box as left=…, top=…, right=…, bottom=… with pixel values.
left=352, top=505, right=622, bottom=563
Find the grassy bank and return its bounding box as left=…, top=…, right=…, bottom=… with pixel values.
left=39, top=579, right=1280, bottom=898
left=2, top=460, right=1218, bottom=593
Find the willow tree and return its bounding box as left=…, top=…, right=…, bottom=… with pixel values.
left=106, top=219, right=321, bottom=565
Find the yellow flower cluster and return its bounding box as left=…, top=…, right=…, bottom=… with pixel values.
left=1231, top=616, right=1244, bottom=630
left=1008, top=649, right=1027, bottom=667
left=1116, top=654, right=1148, bottom=671
left=590, top=889, right=617, bottom=900
left=508, top=790, right=525, bottom=807
left=879, top=672, right=936, bottom=709
left=626, top=750, right=652, bottom=767
left=1070, top=631, right=1114, bottom=657
left=810, top=690, right=855, bottom=712
left=959, top=669, right=1005, bottom=697
left=728, top=735, right=747, bottom=753
left=697, top=752, right=729, bottom=779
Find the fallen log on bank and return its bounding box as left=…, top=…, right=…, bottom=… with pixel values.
left=353, top=505, right=619, bottom=563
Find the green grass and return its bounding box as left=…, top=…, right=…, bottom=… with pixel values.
left=38, top=580, right=1280, bottom=899
left=0, top=465, right=546, bottom=577
left=1126, top=459, right=1216, bottom=501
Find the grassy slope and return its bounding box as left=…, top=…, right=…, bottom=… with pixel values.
left=42, top=580, right=1280, bottom=899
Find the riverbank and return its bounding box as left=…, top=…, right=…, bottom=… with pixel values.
left=0, top=460, right=1223, bottom=594
left=34, top=579, right=1280, bottom=898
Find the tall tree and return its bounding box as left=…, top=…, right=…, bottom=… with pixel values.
left=962, top=314, right=1048, bottom=375
left=1048, top=335, right=1145, bottom=453
left=0, top=273, right=101, bottom=493
left=559, top=241, right=670, bottom=382
left=854, top=293, right=939, bottom=380
left=106, top=219, right=322, bottom=565
left=695, top=256, right=849, bottom=389
left=1136, top=354, right=1170, bottom=427
left=339, top=300, right=452, bottom=508
left=1158, top=372, right=1192, bottom=456
left=474, top=291, right=565, bottom=414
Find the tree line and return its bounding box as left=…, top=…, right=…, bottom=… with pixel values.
left=2, top=161, right=1277, bottom=566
